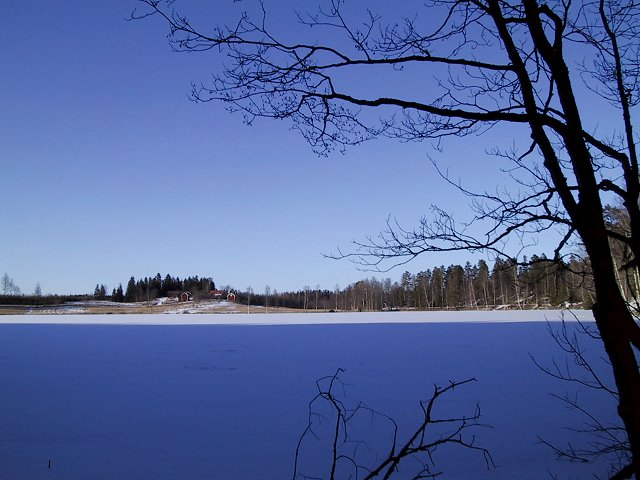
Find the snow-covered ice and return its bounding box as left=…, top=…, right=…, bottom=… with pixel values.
left=0, top=311, right=617, bottom=479
left=0, top=308, right=595, bottom=325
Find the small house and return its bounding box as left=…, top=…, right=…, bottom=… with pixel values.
left=180, top=292, right=192, bottom=302
left=227, top=292, right=236, bottom=302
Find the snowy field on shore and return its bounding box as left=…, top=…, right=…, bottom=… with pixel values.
left=0, top=311, right=617, bottom=480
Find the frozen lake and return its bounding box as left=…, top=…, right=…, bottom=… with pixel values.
left=0, top=311, right=618, bottom=479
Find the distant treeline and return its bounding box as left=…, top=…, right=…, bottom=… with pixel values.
left=235, top=254, right=602, bottom=311
left=3, top=224, right=639, bottom=312
left=242, top=206, right=639, bottom=311
left=0, top=257, right=616, bottom=310
left=2, top=207, right=637, bottom=311
left=0, top=294, right=91, bottom=306
left=89, top=255, right=603, bottom=311
left=94, top=273, right=215, bottom=303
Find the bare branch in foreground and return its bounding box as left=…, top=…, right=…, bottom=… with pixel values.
left=293, top=369, right=493, bottom=480
left=533, top=312, right=634, bottom=478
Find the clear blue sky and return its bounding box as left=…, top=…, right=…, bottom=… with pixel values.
left=2, top=1, right=561, bottom=295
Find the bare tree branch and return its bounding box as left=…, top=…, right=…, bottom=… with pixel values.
left=293, top=369, right=493, bottom=480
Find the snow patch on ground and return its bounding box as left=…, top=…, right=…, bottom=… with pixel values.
left=25, top=306, right=88, bottom=315
left=162, top=300, right=246, bottom=314
left=66, top=300, right=136, bottom=307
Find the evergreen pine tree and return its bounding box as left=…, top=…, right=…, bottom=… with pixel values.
left=125, top=277, right=136, bottom=302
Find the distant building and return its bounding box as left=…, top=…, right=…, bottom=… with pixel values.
left=227, top=292, right=236, bottom=302
left=180, top=292, right=192, bottom=302
left=209, top=289, right=224, bottom=299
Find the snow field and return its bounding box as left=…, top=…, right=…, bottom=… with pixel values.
left=0, top=308, right=595, bottom=325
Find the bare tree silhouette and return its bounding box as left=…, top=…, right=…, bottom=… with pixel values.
left=134, top=1, right=640, bottom=476
left=293, top=369, right=493, bottom=480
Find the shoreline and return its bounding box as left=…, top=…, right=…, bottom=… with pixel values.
left=0, top=309, right=595, bottom=325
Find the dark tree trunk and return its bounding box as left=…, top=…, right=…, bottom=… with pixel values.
left=582, top=215, right=640, bottom=478
left=590, top=254, right=640, bottom=479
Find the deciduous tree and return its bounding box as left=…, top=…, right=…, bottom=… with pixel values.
left=136, top=1, right=640, bottom=476
left=1, top=273, right=21, bottom=295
